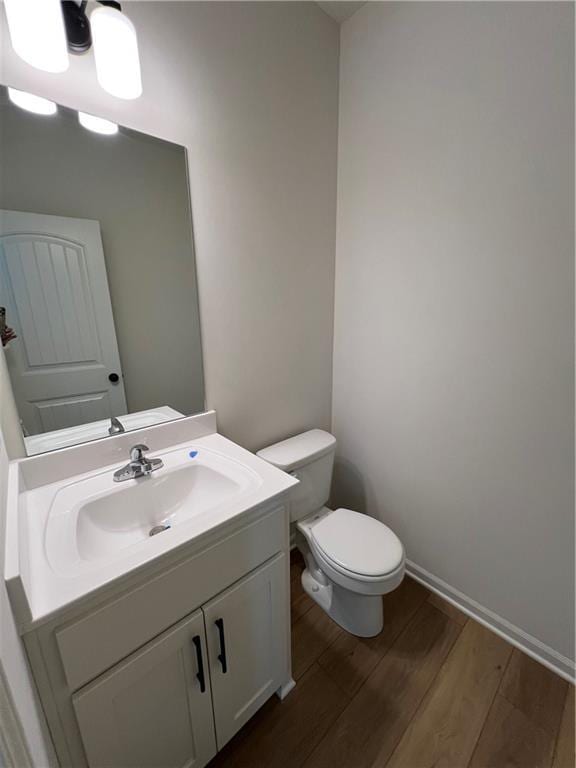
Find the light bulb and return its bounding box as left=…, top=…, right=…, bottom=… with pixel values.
left=90, top=7, right=142, bottom=100
left=3, top=0, right=69, bottom=73
left=8, top=88, right=57, bottom=116
left=78, top=112, right=119, bottom=136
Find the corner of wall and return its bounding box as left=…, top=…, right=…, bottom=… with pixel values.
left=0, top=347, right=25, bottom=460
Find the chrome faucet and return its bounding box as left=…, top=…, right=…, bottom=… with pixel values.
left=113, top=444, right=164, bottom=482
left=108, top=416, right=125, bottom=436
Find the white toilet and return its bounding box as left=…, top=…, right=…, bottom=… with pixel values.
left=258, top=429, right=405, bottom=637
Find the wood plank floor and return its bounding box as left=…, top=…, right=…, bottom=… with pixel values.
left=210, top=552, right=574, bottom=768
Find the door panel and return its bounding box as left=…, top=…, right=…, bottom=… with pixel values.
left=33, top=391, right=111, bottom=433
left=0, top=210, right=127, bottom=435
left=73, top=610, right=216, bottom=768
left=2, top=238, right=101, bottom=366
left=203, top=554, right=288, bottom=749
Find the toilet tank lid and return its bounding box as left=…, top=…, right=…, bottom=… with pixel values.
left=257, top=429, right=336, bottom=472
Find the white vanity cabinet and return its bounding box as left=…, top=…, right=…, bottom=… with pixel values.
left=72, top=609, right=216, bottom=768
left=72, top=555, right=286, bottom=768
left=204, top=553, right=287, bottom=747
left=22, top=502, right=292, bottom=768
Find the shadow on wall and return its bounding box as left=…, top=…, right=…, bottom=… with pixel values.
left=331, top=456, right=368, bottom=513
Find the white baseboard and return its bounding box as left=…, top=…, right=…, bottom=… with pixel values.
left=276, top=678, right=296, bottom=700
left=407, top=560, right=575, bottom=684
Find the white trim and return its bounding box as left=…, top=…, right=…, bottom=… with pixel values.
left=276, top=678, right=296, bottom=700
left=407, top=560, right=575, bottom=684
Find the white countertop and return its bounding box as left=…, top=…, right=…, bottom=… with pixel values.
left=24, top=406, right=184, bottom=456
left=5, top=419, right=297, bottom=630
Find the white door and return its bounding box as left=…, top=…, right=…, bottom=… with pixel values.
left=203, top=554, right=288, bottom=749
left=73, top=610, right=217, bottom=768
left=0, top=210, right=127, bottom=435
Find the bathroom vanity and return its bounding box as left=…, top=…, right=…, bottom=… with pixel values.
left=1, top=89, right=298, bottom=768
left=5, top=413, right=298, bottom=768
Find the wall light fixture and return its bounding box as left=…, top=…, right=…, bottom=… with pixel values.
left=4, top=1, right=143, bottom=100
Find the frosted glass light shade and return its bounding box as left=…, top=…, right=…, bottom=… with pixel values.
left=4, top=0, right=69, bottom=73
left=8, top=88, right=57, bottom=116
left=78, top=112, right=119, bottom=136
left=91, top=7, right=142, bottom=100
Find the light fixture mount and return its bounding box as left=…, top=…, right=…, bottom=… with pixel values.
left=61, top=1, right=91, bottom=53
left=61, top=1, right=122, bottom=55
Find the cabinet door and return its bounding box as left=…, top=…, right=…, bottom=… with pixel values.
left=72, top=610, right=216, bottom=768
left=203, top=553, right=288, bottom=748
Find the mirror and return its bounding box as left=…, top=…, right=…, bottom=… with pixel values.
left=0, top=87, right=205, bottom=455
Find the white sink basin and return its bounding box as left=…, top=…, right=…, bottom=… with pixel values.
left=77, top=464, right=245, bottom=561
left=45, top=444, right=261, bottom=577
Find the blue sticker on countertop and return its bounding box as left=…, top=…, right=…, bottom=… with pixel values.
left=189, top=450, right=198, bottom=459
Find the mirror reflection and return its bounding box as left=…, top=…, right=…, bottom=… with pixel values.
left=0, top=87, right=204, bottom=455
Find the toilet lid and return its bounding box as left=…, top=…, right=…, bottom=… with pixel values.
left=310, top=508, right=404, bottom=578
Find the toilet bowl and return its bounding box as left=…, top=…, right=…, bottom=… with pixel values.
left=257, top=430, right=405, bottom=637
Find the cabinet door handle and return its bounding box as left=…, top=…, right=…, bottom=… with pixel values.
left=192, top=635, right=206, bottom=693
left=215, top=618, right=228, bottom=674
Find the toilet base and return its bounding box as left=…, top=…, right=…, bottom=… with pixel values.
left=300, top=566, right=384, bottom=638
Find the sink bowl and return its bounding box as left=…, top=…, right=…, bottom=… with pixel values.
left=45, top=444, right=262, bottom=577
left=77, top=464, right=243, bottom=561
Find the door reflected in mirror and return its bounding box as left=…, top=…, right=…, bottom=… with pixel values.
left=0, top=87, right=204, bottom=455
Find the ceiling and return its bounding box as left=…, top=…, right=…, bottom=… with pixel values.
left=316, top=2, right=367, bottom=24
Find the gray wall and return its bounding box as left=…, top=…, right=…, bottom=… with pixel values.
left=0, top=1, right=339, bottom=453
left=333, top=2, right=574, bottom=663
left=0, top=99, right=204, bottom=418
left=0, top=2, right=339, bottom=758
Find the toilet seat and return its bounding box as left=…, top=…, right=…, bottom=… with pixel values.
left=311, top=508, right=404, bottom=578
left=297, top=507, right=405, bottom=597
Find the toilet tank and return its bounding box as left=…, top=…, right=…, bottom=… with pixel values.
left=257, top=430, right=337, bottom=522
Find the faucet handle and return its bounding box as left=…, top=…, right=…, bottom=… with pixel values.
left=130, top=444, right=149, bottom=461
